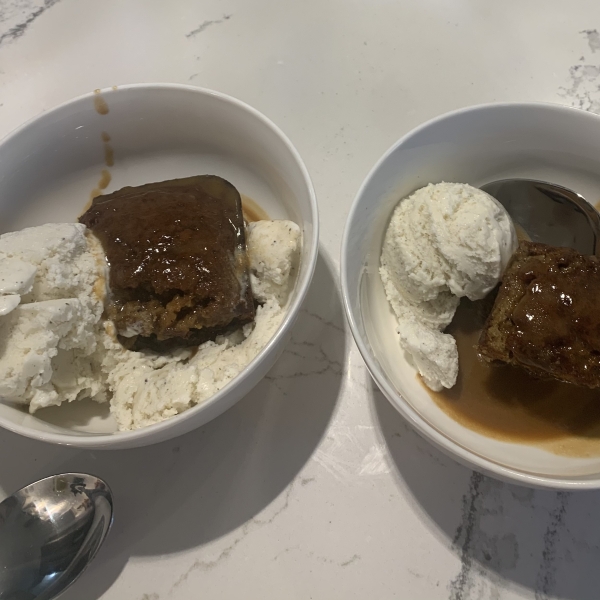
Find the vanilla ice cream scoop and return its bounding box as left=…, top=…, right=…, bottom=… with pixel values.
left=0, top=218, right=302, bottom=430
left=380, top=182, right=518, bottom=391
left=0, top=223, right=107, bottom=411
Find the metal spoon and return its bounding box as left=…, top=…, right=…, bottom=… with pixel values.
left=481, top=178, right=600, bottom=256
left=0, top=473, right=113, bottom=600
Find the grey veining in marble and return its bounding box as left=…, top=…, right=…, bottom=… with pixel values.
left=0, top=2, right=599, bottom=599
left=0, top=0, right=61, bottom=47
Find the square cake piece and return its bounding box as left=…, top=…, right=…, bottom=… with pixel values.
left=477, top=240, right=600, bottom=388
left=80, top=175, right=255, bottom=351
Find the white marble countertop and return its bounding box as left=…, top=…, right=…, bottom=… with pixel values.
left=0, top=1, right=599, bottom=598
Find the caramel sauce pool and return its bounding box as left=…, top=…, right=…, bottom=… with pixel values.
left=428, top=298, right=600, bottom=457
left=241, top=194, right=269, bottom=222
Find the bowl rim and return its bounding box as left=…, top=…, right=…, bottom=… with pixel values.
left=0, top=82, right=319, bottom=448
left=340, top=100, right=600, bottom=490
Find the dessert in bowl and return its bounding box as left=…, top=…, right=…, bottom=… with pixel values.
left=0, top=84, right=318, bottom=449
left=341, top=102, right=600, bottom=489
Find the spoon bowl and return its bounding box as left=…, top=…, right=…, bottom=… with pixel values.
left=0, top=473, right=113, bottom=600
left=481, top=178, right=600, bottom=255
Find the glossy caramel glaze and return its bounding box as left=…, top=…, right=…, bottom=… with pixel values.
left=80, top=175, right=255, bottom=351
left=478, top=241, right=600, bottom=388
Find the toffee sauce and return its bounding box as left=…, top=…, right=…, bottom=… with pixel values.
left=428, top=298, right=600, bottom=457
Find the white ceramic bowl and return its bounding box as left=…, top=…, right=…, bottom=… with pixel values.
left=0, top=84, right=318, bottom=449
left=342, top=102, right=600, bottom=490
